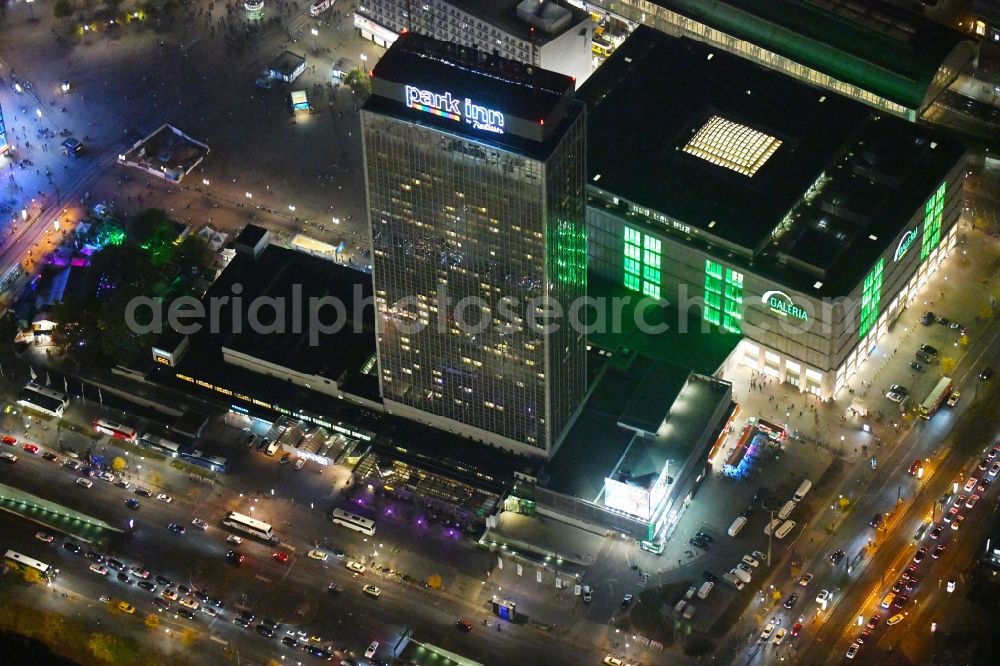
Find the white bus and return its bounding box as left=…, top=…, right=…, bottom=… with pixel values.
left=139, top=433, right=182, bottom=457
left=4, top=549, right=56, bottom=581
left=222, top=511, right=274, bottom=541
left=93, top=418, right=138, bottom=443
left=309, top=0, right=333, bottom=16
left=331, top=508, right=375, bottom=536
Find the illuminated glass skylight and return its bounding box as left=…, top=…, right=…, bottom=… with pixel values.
left=682, top=116, right=782, bottom=177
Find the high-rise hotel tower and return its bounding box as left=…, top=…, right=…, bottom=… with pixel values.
left=361, top=33, right=587, bottom=457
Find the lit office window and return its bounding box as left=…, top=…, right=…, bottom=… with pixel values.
left=624, top=226, right=662, bottom=299
left=920, top=182, right=946, bottom=261
left=859, top=258, right=885, bottom=339
left=682, top=115, right=782, bottom=177
left=703, top=260, right=743, bottom=332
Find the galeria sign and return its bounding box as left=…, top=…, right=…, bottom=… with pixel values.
left=762, top=290, right=809, bottom=322
left=405, top=85, right=505, bottom=134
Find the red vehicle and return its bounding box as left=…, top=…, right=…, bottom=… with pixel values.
left=92, top=419, right=137, bottom=442
left=791, top=623, right=802, bottom=637
left=272, top=551, right=289, bottom=564
left=1, top=436, right=16, bottom=445
left=22, top=443, right=39, bottom=455
left=908, top=459, right=922, bottom=476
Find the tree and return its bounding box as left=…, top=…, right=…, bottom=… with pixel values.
left=87, top=633, right=117, bottom=663
left=940, top=356, right=957, bottom=375
left=426, top=574, right=442, bottom=589
left=144, top=613, right=160, bottom=631
left=112, top=456, right=127, bottom=472
left=53, top=0, right=74, bottom=19
left=344, top=68, right=371, bottom=97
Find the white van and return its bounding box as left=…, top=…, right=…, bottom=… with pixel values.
left=728, top=516, right=747, bottom=537
left=697, top=581, right=714, bottom=599
left=723, top=572, right=744, bottom=590
left=674, top=599, right=688, bottom=614
left=265, top=440, right=280, bottom=457
left=793, top=479, right=812, bottom=502
left=774, top=520, right=796, bottom=539
left=778, top=500, right=797, bottom=520
left=682, top=604, right=696, bottom=620
left=764, top=518, right=782, bottom=535
left=731, top=567, right=752, bottom=583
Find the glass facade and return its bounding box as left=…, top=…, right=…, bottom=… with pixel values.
left=362, top=105, right=587, bottom=455
left=920, top=181, right=946, bottom=261
left=623, top=226, right=661, bottom=299
left=859, top=258, right=884, bottom=339
left=703, top=260, right=743, bottom=333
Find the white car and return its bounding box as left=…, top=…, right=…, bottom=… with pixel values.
left=991, top=461, right=1000, bottom=478
left=226, top=535, right=243, bottom=545
left=35, top=532, right=55, bottom=543
left=365, top=641, right=379, bottom=658
left=885, top=391, right=905, bottom=403
left=946, top=391, right=960, bottom=407
left=773, top=627, right=787, bottom=645
left=741, top=555, right=760, bottom=568
left=347, top=560, right=366, bottom=574
left=97, top=471, right=115, bottom=483
left=798, top=573, right=813, bottom=586
left=89, top=564, right=109, bottom=576
left=736, top=562, right=754, bottom=575
left=179, top=597, right=199, bottom=610
left=846, top=642, right=860, bottom=659
left=760, top=623, right=775, bottom=641
left=362, top=584, right=381, bottom=598
left=76, top=477, right=93, bottom=488
left=294, top=458, right=306, bottom=470
left=156, top=493, right=173, bottom=503
left=200, top=605, right=218, bottom=617
left=191, top=518, right=208, bottom=529
left=816, top=589, right=830, bottom=604
left=162, top=588, right=179, bottom=601
left=307, top=549, right=329, bottom=561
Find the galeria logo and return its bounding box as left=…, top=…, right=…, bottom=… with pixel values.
left=404, top=85, right=505, bottom=134
left=762, top=290, right=809, bottom=322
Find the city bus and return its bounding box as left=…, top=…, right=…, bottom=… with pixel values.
left=179, top=449, right=229, bottom=473
left=309, top=0, right=333, bottom=16
left=138, top=433, right=182, bottom=457
left=919, top=377, right=953, bottom=419
left=4, top=550, right=56, bottom=582
left=93, top=418, right=137, bottom=442
left=331, top=508, right=375, bottom=536
left=222, top=511, right=274, bottom=541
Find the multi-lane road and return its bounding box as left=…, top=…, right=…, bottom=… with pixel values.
left=0, top=432, right=597, bottom=666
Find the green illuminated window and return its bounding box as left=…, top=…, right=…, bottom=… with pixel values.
left=859, top=258, right=884, bottom=339
left=919, top=182, right=946, bottom=261
left=554, top=219, right=587, bottom=287
left=624, top=226, right=662, bottom=299
left=703, top=260, right=743, bottom=332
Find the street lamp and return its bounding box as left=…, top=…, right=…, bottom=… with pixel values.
left=311, top=28, right=318, bottom=49
left=245, top=192, right=253, bottom=199
left=202, top=178, right=210, bottom=186
left=360, top=53, right=368, bottom=73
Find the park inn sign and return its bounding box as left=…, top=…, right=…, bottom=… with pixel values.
left=762, top=290, right=809, bottom=322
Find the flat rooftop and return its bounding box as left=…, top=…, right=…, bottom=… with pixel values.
left=366, top=32, right=580, bottom=158
left=544, top=356, right=730, bottom=502
left=582, top=28, right=966, bottom=296
left=203, top=245, right=375, bottom=382
left=445, top=0, right=587, bottom=44
left=651, top=0, right=972, bottom=110
left=586, top=277, right=740, bottom=375
left=618, top=361, right=690, bottom=435
left=269, top=50, right=305, bottom=76
left=612, top=373, right=731, bottom=492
